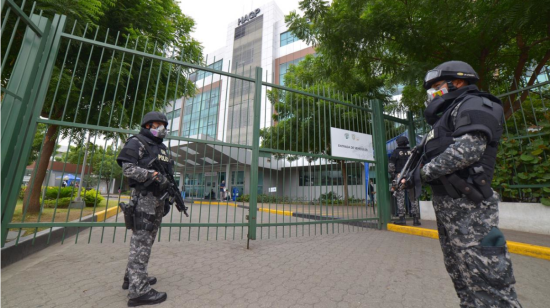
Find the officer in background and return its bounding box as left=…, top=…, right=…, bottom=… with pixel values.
left=116, top=111, right=172, bottom=306
left=420, top=61, right=521, bottom=307
left=389, top=136, right=420, bottom=226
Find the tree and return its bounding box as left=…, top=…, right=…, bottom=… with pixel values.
left=260, top=55, right=371, bottom=204
left=20, top=0, right=203, bottom=213
left=286, top=0, right=550, bottom=115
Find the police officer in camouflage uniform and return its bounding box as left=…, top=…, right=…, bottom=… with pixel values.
left=419, top=61, right=521, bottom=307
left=117, top=111, right=173, bottom=307
left=389, top=136, right=420, bottom=226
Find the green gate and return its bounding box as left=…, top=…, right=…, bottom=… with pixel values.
left=1, top=2, right=407, bottom=248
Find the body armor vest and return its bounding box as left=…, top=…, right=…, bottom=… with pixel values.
left=120, top=133, right=173, bottom=190
left=390, top=146, right=411, bottom=173
left=423, top=93, right=503, bottom=200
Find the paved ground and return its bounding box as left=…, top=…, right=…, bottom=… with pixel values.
left=2, top=209, right=549, bottom=308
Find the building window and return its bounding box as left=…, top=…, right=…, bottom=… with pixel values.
left=280, top=31, right=299, bottom=47
left=279, top=57, right=304, bottom=85
left=167, top=108, right=181, bottom=120
left=189, top=60, right=223, bottom=82
left=181, top=87, right=220, bottom=138
left=298, top=165, right=363, bottom=186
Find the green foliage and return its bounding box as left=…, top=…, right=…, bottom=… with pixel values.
left=261, top=55, right=371, bottom=156
left=44, top=186, right=75, bottom=199
left=39, top=187, right=103, bottom=208
left=19, top=186, right=26, bottom=200
left=43, top=197, right=72, bottom=209
left=236, top=194, right=291, bottom=203
left=287, top=0, right=550, bottom=112
left=82, top=189, right=105, bottom=207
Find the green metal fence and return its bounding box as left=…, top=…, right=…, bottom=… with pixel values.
left=1, top=2, right=402, bottom=248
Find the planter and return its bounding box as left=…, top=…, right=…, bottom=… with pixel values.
left=419, top=201, right=550, bottom=235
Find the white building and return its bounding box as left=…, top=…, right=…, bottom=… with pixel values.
left=164, top=2, right=368, bottom=202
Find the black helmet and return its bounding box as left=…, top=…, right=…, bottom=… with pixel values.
left=396, top=136, right=409, bottom=146
left=141, top=111, right=168, bottom=128
left=423, top=61, right=479, bottom=89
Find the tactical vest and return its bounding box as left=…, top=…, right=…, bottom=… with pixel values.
left=423, top=93, right=503, bottom=200
left=390, top=146, right=411, bottom=173
left=124, top=134, right=173, bottom=190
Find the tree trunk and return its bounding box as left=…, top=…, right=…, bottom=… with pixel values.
left=23, top=124, right=58, bottom=213
left=504, top=49, right=550, bottom=118
left=340, top=160, right=349, bottom=206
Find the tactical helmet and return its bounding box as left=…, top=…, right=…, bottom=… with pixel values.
left=396, top=136, right=409, bottom=146
left=141, top=111, right=168, bottom=128
left=423, top=61, right=479, bottom=90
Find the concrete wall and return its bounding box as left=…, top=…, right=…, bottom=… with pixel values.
left=419, top=201, right=550, bottom=235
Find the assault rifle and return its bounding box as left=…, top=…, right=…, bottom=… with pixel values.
left=134, top=134, right=189, bottom=217
left=393, top=134, right=428, bottom=200
left=150, top=158, right=189, bottom=217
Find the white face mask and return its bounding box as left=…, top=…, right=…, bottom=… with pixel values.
left=150, top=125, right=167, bottom=138
left=425, top=85, right=449, bottom=107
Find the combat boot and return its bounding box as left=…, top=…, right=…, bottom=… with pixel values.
left=128, top=289, right=167, bottom=307
left=393, top=216, right=406, bottom=225
left=122, top=276, right=157, bottom=290
left=413, top=216, right=422, bottom=226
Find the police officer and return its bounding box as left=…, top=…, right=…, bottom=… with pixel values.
left=419, top=61, right=521, bottom=307
left=389, top=136, right=420, bottom=226
left=117, top=111, right=173, bottom=307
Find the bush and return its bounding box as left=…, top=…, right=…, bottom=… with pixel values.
left=44, top=186, right=75, bottom=199
left=43, top=197, right=72, bottom=209
left=19, top=186, right=25, bottom=199
left=318, top=191, right=342, bottom=203
left=82, top=189, right=104, bottom=207
left=236, top=194, right=290, bottom=203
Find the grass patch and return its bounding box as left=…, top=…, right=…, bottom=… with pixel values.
left=8, top=199, right=120, bottom=239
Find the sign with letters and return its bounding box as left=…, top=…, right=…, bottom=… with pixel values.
left=330, top=127, right=374, bottom=161
left=238, top=8, right=261, bottom=26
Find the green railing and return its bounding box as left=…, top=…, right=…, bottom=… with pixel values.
left=1, top=2, right=399, bottom=247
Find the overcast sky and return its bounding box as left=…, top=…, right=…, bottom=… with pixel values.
left=178, top=0, right=304, bottom=55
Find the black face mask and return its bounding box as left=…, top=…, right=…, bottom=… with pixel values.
left=424, top=85, right=479, bottom=125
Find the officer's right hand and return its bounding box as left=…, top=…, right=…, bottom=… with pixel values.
left=154, top=173, right=170, bottom=191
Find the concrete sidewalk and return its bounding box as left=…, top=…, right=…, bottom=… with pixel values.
left=2, top=218, right=549, bottom=308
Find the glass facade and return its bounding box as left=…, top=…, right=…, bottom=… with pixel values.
left=189, top=60, right=223, bottom=82
left=279, top=57, right=304, bottom=85
left=280, top=31, right=298, bottom=47
left=181, top=87, right=220, bottom=138
left=167, top=108, right=180, bottom=120
left=298, top=165, right=363, bottom=186
left=228, top=15, right=264, bottom=145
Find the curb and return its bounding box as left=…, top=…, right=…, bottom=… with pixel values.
left=193, top=201, right=238, bottom=207
left=94, top=206, right=120, bottom=222
left=387, top=223, right=550, bottom=261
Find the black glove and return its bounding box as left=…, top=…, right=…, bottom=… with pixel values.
left=163, top=199, right=171, bottom=217
left=155, top=173, right=170, bottom=191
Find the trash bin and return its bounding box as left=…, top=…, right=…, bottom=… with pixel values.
left=232, top=187, right=239, bottom=201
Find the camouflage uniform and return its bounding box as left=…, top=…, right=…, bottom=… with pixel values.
left=421, top=102, right=521, bottom=307
left=392, top=189, right=419, bottom=217
left=389, top=162, right=419, bottom=217
left=121, top=140, right=164, bottom=300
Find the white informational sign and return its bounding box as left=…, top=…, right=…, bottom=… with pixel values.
left=269, top=187, right=277, bottom=192
left=330, top=127, right=374, bottom=161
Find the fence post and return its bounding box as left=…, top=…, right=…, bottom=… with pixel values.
left=1, top=14, right=65, bottom=247
left=247, top=67, right=263, bottom=243
left=407, top=111, right=417, bottom=148
left=372, top=99, right=391, bottom=230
